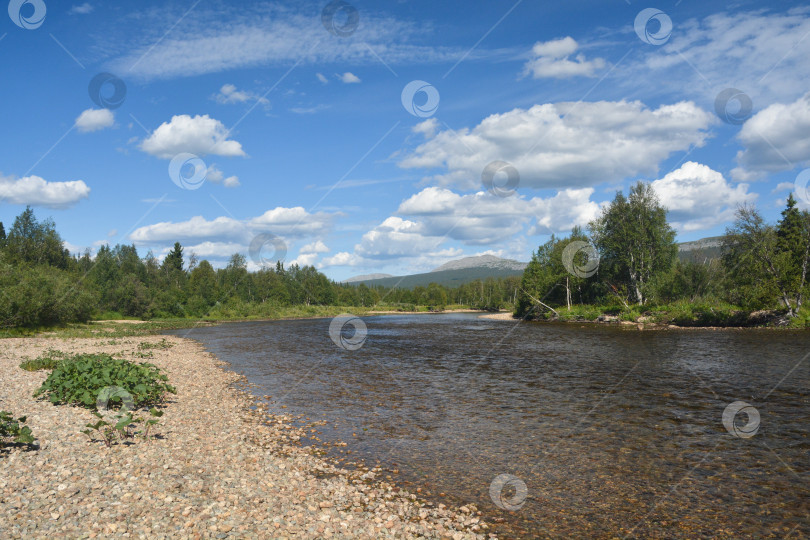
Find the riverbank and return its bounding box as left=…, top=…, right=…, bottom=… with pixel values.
left=0, top=336, right=491, bottom=538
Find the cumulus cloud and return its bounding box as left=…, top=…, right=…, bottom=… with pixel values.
left=75, top=108, right=114, bottom=132
left=339, top=72, right=361, bottom=84
left=0, top=174, right=90, bottom=209
left=732, top=92, right=810, bottom=179
left=652, top=162, right=757, bottom=231
left=322, top=187, right=601, bottom=268
left=316, top=73, right=328, bottom=84
left=223, top=176, right=240, bottom=188
left=213, top=83, right=269, bottom=107
left=522, top=37, right=606, bottom=79
left=399, top=100, right=713, bottom=191
left=140, top=114, right=246, bottom=159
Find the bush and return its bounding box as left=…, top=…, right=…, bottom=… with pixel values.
left=34, top=354, right=175, bottom=409
left=0, top=411, right=35, bottom=446
left=0, top=264, right=95, bottom=328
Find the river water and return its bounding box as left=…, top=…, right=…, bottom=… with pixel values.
left=170, top=313, right=810, bottom=538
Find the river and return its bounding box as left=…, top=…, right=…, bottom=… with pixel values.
left=170, top=313, right=810, bottom=538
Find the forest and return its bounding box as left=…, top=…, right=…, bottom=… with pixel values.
left=1, top=180, right=808, bottom=329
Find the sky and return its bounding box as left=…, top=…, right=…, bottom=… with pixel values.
left=1, top=0, right=810, bottom=280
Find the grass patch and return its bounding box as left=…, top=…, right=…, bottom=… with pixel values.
left=34, top=354, right=175, bottom=409
left=19, top=348, right=69, bottom=371
left=137, top=338, right=173, bottom=350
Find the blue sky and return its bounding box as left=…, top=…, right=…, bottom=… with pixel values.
left=2, top=0, right=810, bottom=280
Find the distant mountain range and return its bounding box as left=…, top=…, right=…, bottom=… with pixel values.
left=342, top=255, right=527, bottom=289
left=343, top=239, right=723, bottom=289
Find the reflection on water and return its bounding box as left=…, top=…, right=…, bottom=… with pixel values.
left=171, top=314, right=810, bottom=538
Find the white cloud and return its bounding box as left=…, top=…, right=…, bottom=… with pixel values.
left=223, top=176, right=240, bottom=188
left=75, top=108, right=114, bottom=133
left=772, top=182, right=795, bottom=194
left=0, top=174, right=90, bottom=209
left=205, top=164, right=224, bottom=183
left=69, top=3, right=93, bottom=15
left=130, top=207, right=336, bottom=247
left=399, top=100, right=713, bottom=191
left=323, top=187, right=601, bottom=268
left=412, top=118, right=439, bottom=138
left=652, top=162, right=757, bottom=232
left=522, top=37, right=606, bottom=79
left=635, top=9, right=810, bottom=106
left=339, top=72, right=361, bottom=84
left=733, top=92, right=810, bottom=178
left=290, top=105, right=330, bottom=115
left=140, top=114, right=246, bottom=159
left=106, top=10, right=469, bottom=81
left=300, top=240, right=329, bottom=254
left=316, top=73, right=328, bottom=84
left=213, top=83, right=269, bottom=107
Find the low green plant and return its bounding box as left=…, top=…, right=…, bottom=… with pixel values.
left=81, top=407, right=164, bottom=447
left=34, top=354, right=175, bottom=409
left=137, top=338, right=173, bottom=350
left=19, top=348, right=68, bottom=371
left=132, top=350, right=154, bottom=359
left=0, top=411, right=35, bottom=446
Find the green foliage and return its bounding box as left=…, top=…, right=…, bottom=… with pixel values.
left=589, top=182, right=677, bottom=305
left=0, top=411, right=35, bottom=446
left=138, top=338, right=173, bottom=350
left=20, top=348, right=68, bottom=371
left=34, top=354, right=175, bottom=409
left=82, top=407, right=164, bottom=447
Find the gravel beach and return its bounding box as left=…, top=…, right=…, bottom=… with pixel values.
left=0, top=335, right=491, bottom=539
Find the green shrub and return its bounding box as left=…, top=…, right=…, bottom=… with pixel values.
left=34, top=354, right=175, bottom=409
left=0, top=411, right=35, bottom=446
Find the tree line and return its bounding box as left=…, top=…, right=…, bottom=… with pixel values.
left=0, top=207, right=520, bottom=328
left=516, top=181, right=810, bottom=323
